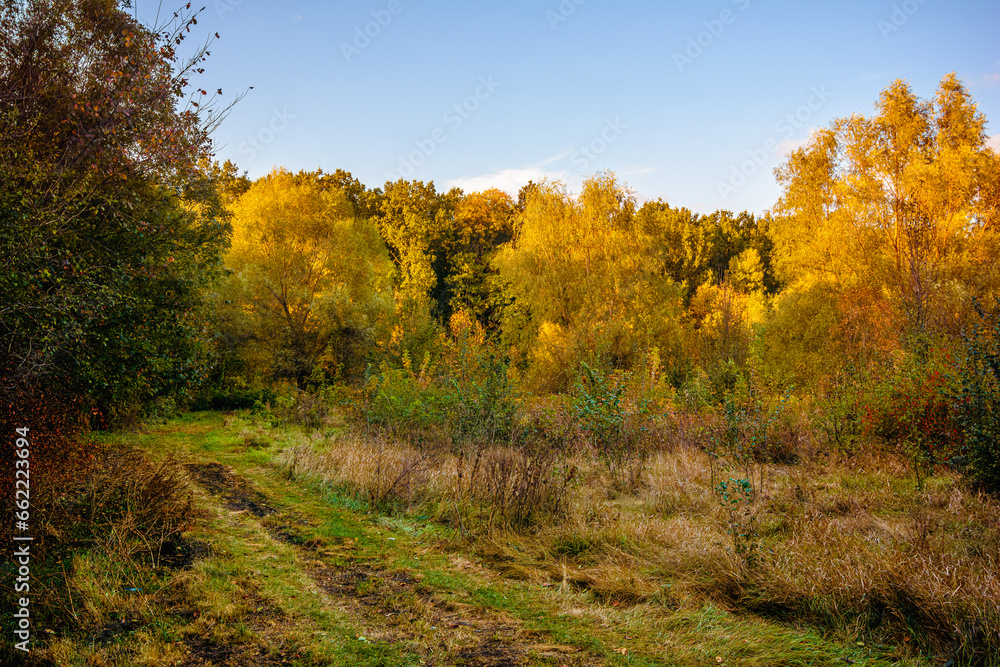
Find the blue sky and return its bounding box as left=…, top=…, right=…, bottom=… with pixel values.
left=150, top=0, right=1000, bottom=215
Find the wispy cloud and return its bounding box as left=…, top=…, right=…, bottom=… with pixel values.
left=776, top=133, right=814, bottom=158
left=981, top=72, right=1000, bottom=89
left=988, top=135, right=1000, bottom=152
left=445, top=166, right=569, bottom=195
left=444, top=151, right=572, bottom=194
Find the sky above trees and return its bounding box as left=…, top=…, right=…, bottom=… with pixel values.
left=141, top=0, right=999, bottom=215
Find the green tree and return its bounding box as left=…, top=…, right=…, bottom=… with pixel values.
left=1, top=0, right=231, bottom=423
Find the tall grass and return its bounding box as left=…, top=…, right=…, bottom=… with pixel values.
left=268, top=388, right=1000, bottom=663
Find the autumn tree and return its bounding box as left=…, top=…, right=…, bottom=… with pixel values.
left=446, top=188, right=516, bottom=329
left=221, top=169, right=394, bottom=386
left=497, top=173, right=686, bottom=390
left=771, top=73, right=1000, bottom=371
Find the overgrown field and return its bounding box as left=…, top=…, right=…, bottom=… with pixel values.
left=4, top=397, right=998, bottom=666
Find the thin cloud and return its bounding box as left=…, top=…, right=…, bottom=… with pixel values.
left=445, top=151, right=574, bottom=194
left=445, top=166, right=569, bottom=195
left=536, top=148, right=575, bottom=166
left=988, top=135, right=1000, bottom=152
left=776, top=136, right=811, bottom=157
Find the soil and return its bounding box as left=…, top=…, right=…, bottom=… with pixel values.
left=266, top=518, right=596, bottom=666
left=185, top=462, right=277, bottom=517
left=160, top=537, right=213, bottom=570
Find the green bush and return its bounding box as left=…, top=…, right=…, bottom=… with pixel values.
left=446, top=351, right=518, bottom=443
left=363, top=359, right=454, bottom=438
left=813, top=370, right=867, bottom=456
left=360, top=326, right=520, bottom=447
left=957, top=305, right=1000, bottom=494
left=206, top=387, right=277, bottom=411
left=573, top=363, right=651, bottom=491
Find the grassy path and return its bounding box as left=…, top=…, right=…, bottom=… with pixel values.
left=85, top=411, right=924, bottom=666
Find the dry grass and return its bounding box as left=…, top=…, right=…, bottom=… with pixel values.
left=277, top=426, right=572, bottom=532
left=272, top=407, right=1000, bottom=664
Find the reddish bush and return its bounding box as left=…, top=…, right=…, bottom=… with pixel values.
left=861, top=353, right=963, bottom=470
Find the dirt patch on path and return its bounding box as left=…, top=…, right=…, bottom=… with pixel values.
left=186, top=464, right=601, bottom=665
left=185, top=462, right=277, bottom=517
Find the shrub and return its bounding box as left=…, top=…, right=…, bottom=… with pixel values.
left=813, top=370, right=867, bottom=457
left=359, top=316, right=521, bottom=448
left=439, top=316, right=519, bottom=443
left=454, top=441, right=573, bottom=532
left=191, top=387, right=277, bottom=411
left=957, top=304, right=1000, bottom=494
left=861, top=349, right=963, bottom=486
left=573, top=363, right=651, bottom=492
left=362, top=352, right=454, bottom=441
left=272, top=387, right=340, bottom=429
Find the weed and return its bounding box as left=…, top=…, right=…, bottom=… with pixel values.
left=717, top=477, right=758, bottom=563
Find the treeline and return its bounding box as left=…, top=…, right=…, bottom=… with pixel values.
left=210, top=74, right=1000, bottom=409
left=204, top=73, right=1000, bottom=493
left=208, top=167, right=778, bottom=398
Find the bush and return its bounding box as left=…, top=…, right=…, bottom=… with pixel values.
left=573, top=363, right=651, bottom=491
left=0, top=440, right=194, bottom=646
left=362, top=353, right=454, bottom=441
left=715, top=374, right=793, bottom=466
left=191, top=387, right=277, bottom=411
left=454, top=441, right=573, bottom=531
left=359, top=317, right=521, bottom=448
left=957, top=304, right=1000, bottom=494
left=861, top=349, right=963, bottom=485
left=813, top=370, right=867, bottom=457
left=439, top=316, right=520, bottom=443
left=271, top=387, right=343, bottom=429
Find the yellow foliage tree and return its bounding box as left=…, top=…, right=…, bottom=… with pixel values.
left=221, top=168, right=394, bottom=385
left=771, top=74, right=1000, bottom=370
left=497, top=173, right=685, bottom=390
